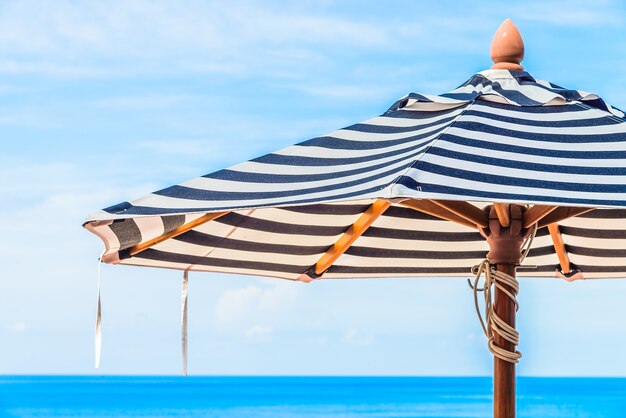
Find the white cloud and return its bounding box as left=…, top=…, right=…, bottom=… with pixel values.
left=245, top=325, right=273, bottom=340
left=214, top=285, right=263, bottom=323
left=0, top=1, right=534, bottom=80
left=0, top=60, right=112, bottom=78
left=342, top=328, right=375, bottom=347
left=0, top=1, right=399, bottom=78
left=294, top=84, right=397, bottom=101
left=514, top=2, right=621, bottom=26
left=127, top=139, right=226, bottom=159
left=92, top=95, right=203, bottom=110
left=214, top=282, right=300, bottom=326
left=10, top=322, right=26, bottom=333
left=0, top=158, right=161, bottom=264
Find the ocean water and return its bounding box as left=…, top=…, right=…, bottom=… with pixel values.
left=0, top=376, right=625, bottom=418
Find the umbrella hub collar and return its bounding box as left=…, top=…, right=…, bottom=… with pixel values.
left=481, top=205, right=530, bottom=265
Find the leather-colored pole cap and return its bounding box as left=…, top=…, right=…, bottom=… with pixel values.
left=490, top=18, right=525, bottom=71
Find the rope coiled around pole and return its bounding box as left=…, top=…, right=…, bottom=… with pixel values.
left=469, top=224, right=537, bottom=364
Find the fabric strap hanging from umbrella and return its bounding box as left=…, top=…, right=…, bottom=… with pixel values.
left=84, top=19, right=626, bottom=418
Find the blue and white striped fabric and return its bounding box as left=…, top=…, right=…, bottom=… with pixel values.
left=85, top=69, right=626, bottom=280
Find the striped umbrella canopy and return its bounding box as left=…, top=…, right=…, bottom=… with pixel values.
left=85, top=67, right=626, bottom=282
left=84, top=19, right=626, bottom=417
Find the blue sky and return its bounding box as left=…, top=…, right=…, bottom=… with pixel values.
left=2, top=0, right=626, bottom=376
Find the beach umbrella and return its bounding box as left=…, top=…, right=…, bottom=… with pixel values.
left=84, top=19, right=626, bottom=418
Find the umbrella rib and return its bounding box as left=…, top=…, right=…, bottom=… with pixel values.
left=523, top=205, right=558, bottom=228
left=311, top=199, right=391, bottom=276
left=399, top=199, right=479, bottom=229
left=547, top=223, right=571, bottom=274
left=536, top=207, right=594, bottom=228
left=430, top=200, right=489, bottom=228
left=127, top=211, right=229, bottom=257
left=493, top=203, right=511, bottom=227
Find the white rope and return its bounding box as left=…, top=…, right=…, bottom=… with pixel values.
left=181, top=270, right=189, bottom=376
left=520, top=224, right=537, bottom=265
left=469, top=224, right=537, bottom=364
left=95, top=250, right=105, bottom=369
left=470, top=261, right=521, bottom=363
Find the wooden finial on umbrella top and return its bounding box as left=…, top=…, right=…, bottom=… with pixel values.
left=491, top=18, right=525, bottom=71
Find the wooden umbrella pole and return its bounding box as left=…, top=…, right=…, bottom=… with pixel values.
left=483, top=204, right=526, bottom=418
left=493, top=262, right=518, bottom=418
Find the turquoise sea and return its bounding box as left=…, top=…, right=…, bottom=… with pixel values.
left=1, top=376, right=625, bottom=417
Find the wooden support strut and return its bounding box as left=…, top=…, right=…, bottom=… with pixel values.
left=430, top=200, right=489, bottom=228
left=298, top=199, right=391, bottom=281
left=536, top=207, right=594, bottom=228
left=399, top=199, right=479, bottom=229
left=523, top=205, right=557, bottom=228
left=547, top=223, right=571, bottom=274
left=493, top=203, right=511, bottom=227
left=126, top=211, right=229, bottom=257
